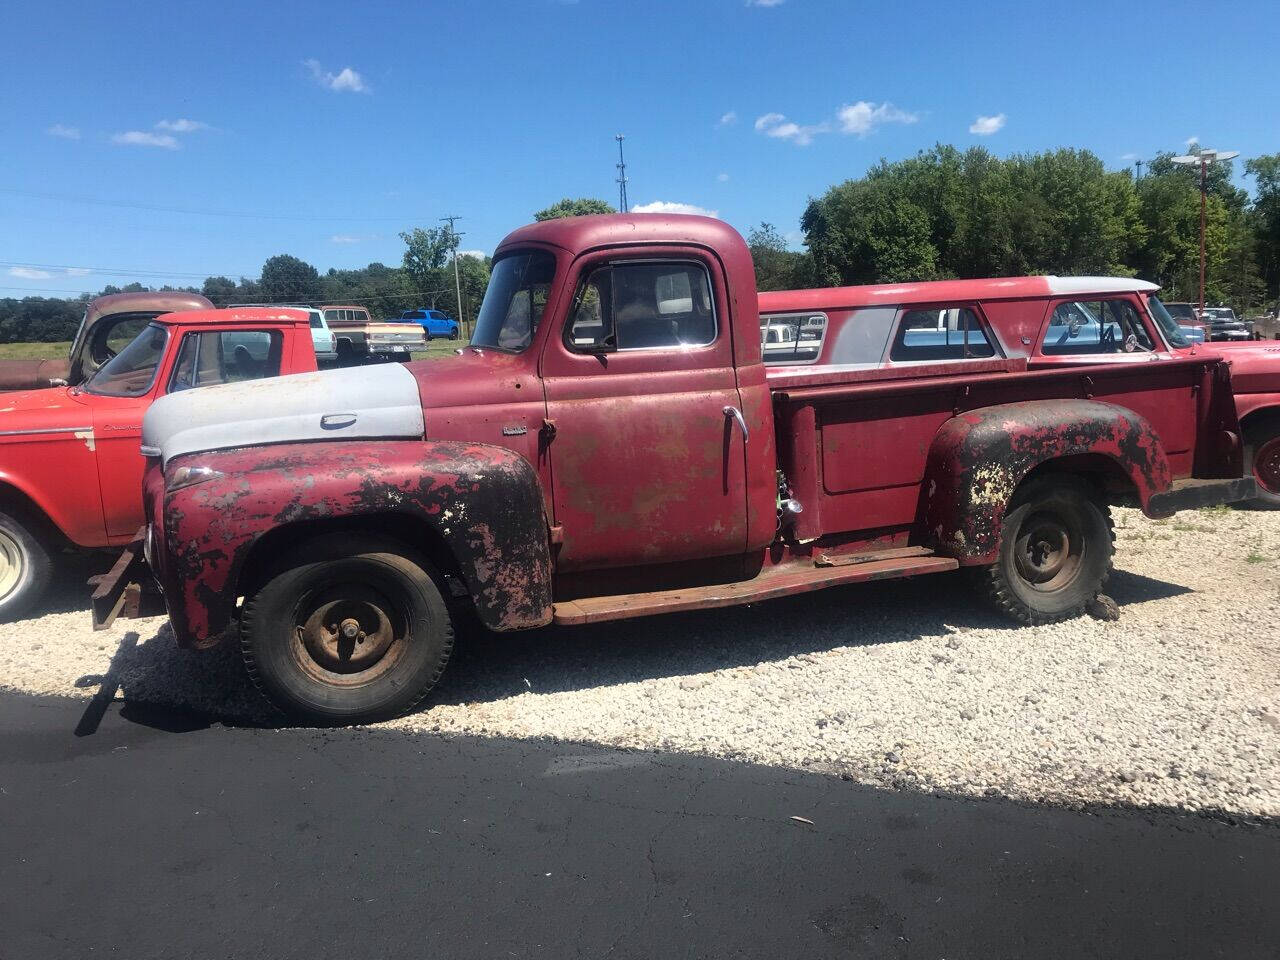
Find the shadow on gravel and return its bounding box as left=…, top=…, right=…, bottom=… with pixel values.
left=63, top=562, right=1193, bottom=730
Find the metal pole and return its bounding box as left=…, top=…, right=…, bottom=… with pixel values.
left=1199, top=157, right=1207, bottom=324
left=441, top=216, right=466, bottom=338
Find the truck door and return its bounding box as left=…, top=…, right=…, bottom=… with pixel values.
left=540, top=249, right=749, bottom=571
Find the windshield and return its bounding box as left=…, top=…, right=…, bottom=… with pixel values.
left=1147, top=296, right=1190, bottom=348
left=83, top=322, right=169, bottom=397
left=471, top=250, right=557, bottom=352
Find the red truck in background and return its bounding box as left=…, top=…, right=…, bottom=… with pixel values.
left=0, top=291, right=213, bottom=392
left=100, top=215, right=1254, bottom=723
left=760, top=277, right=1280, bottom=507
left=0, top=308, right=321, bottom=619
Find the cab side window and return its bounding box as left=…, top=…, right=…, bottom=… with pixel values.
left=170, top=330, right=283, bottom=392
left=890, top=306, right=995, bottom=362
left=567, top=261, right=716, bottom=351
left=1041, top=300, right=1154, bottom=355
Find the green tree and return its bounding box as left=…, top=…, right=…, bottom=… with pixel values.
left=259, top=255, right=320, bottom=303
left=746, top=222, right=813, bottom=291
left=1246, top=153, right=1280, bottom=303
left=533, top=198, right=616, bottom=221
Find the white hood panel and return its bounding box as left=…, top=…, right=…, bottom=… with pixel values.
left=142, top=364, right=425, bottom=466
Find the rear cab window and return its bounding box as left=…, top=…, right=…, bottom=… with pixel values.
left=759, top=313, right=827, bottom=364
left=889, top=305, right=998, bottom=362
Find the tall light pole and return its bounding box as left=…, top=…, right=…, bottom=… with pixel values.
left=615, top=135, right=629, bottom=213
left=440, top=216, right=466, bottom=338
left=1171, top=147, right=1239, bottom=324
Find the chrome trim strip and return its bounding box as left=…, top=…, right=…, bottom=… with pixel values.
left=0, top=425, right=93, bottom=438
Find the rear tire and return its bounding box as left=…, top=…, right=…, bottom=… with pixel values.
left=241, top=536, right=454, bottom=723
left=1244, top=421, right=1280, bottom=509
left=981, top=477, right=1113, bottom=625
left=0, top=509, right=52, bottom=622
left=448, top=327, right=460, bottom=340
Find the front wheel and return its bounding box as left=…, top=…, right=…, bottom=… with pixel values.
left=981, top=477, right=1113, bottom=625
left=448, top=327, right=460, bottom=340
left=0, top=509, right=52, bottom=622
left=241, top=537, right=455, bottom=723
left=1244, top=421, right=1280, bottom=509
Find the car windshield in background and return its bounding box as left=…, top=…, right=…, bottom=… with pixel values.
left=471, top=250, right=557, bottom=352
left=1147, top=296, right=1190, bottom=348
left=82, top=323, right=168, bottom=397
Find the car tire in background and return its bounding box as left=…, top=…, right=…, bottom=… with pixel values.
left=240, top=534, right=455, bottom=723
left=1244, top=420, right=1280, bottom=509
left=0, top=508, right=52, bottom=622
left=449, top=326, right=460, bottom=340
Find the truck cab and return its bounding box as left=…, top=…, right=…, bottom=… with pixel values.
left=0, top=291, right=213, bottom=392
left=0, top=307, right=318, bottom=619
left=107, top=215, right=1252, bottom=723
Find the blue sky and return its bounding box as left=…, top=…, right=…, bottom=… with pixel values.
left=3, top=0, right=1276, bottom=298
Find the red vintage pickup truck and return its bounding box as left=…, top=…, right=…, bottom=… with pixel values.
left=760, top=278, right=1280, bottom=506
left=100, top=215, right=1253, bottom=722
left=0, top=307, right=320, bottom=619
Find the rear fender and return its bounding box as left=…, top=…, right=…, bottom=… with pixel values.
left=921, top=400, right=1170, bottom=564
left=159, top=440, right=554, bottom=645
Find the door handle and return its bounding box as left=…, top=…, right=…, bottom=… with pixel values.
left=723, top=405, right=749, bottom=442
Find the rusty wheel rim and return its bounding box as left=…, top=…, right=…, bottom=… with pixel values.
left=1254, top=437, right=1280, bottom=495
left=0, top=527, right=22, bottom=603
left=292, top=583, right=407, bottom=686
left=1014, top=510, right=1084, bottom=592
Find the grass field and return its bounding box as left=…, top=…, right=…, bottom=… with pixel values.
left=0, top=339, right=463, bottom=362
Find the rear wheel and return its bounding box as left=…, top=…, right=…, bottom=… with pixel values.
left=448, top=326, right=460, bottom=340
left=981, top=477, right=1113, bottom=625
left=241, top=536, right=454, bottom=723
left=0, top=509, right=52, bottom=622
left=1244, top=421, right=1280, bottom=509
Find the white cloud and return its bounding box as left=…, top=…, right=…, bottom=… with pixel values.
left=1119, top=152, right=1138, bottom=161
left=156, top=118, right=208, bottom=133
left=329, top=235, right=361, bottom=244
left=111, top=131, right=180, bottom=149
left=631, top=200, right=719, bottom=218
left=717, top=172, right=730, bottom=182
left=46, top=124, right=80, bottom=140
left=718, top=111, right=738, bottom=127
left=1184, top=135, right=1199, bottom=148
left=305, top=59, right=370, bottom=93
left=746, top=0, right=785, bottom=6
left=9, top=266, right=54, bottom=280
left=754, top=112, right=829, bottom=146
left=838, top=101, right=919, bottom=136
left=969, top=113, right=1006, bottom=136
left=457, top=249, right=488, bottom=260
left=64, top=267, right=93, bottom=277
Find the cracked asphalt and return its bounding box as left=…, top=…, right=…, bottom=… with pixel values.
left=2, top=689, right=1277, bottom=959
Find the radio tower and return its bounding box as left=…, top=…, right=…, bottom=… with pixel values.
left=615, top=134, right=629, bottom=213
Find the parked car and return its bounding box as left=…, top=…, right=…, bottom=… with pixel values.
left=0, top=292, right=213, bottom=391
left=1157, top=302, right=1207, bottom=343
left=760, top=276, right=1280, bottom=508
left=395, top=309, right=461, bottom=340
left=1201, top=307, right=1253, bottom=341
left=322, top=305, right=427, bottom=361
left=0, top=308, right=319, bottom=619
left=98, top=215, right=1250, bottom=723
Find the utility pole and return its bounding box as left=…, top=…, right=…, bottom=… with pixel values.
left=615, top=134, right=629, bottom=213
left=440, top=216, right=466, bottom=338
left=1171, top=146, right=1239, bottom=325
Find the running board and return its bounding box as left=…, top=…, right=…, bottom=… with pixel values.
left=552, top=553, right=959, bottom=626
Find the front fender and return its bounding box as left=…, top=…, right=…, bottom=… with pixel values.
left=921, top=400, right=1171, bottom=564
left=158, top=440, right=554, bottom=646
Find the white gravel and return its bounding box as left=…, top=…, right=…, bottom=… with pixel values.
left=3, top=506, right=1278, bottom=817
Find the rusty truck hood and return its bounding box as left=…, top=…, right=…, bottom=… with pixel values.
left=1188, top=342, right=1280, bottom=394
left=142, top=363, right=425, bottom=467
left=0, top=356, right=72, bottom=392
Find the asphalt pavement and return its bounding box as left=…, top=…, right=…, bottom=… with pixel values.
left=1, top=689, right=1277, bottom=960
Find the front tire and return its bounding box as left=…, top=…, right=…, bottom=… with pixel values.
left=448, top=327, right=460, bottom=340
left=241, top=537, right=454, bottom=723
left=0, top=509, right=52, bottom=622
left=981, top=477, right=1113, bottom=625
left=1244, top=421, right=1280, bottom=509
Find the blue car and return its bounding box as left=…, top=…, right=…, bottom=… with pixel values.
left=396, top=309, right=460, bottom=340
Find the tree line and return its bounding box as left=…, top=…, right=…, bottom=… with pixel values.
left=4, top=145, right=1278, bottom=343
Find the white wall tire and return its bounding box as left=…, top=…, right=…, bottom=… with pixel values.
left=0, top=510, right=52, bottom=622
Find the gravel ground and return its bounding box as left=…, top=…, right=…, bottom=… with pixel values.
left=3, top=506, right=1278, bottom=816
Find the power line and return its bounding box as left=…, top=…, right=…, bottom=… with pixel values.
left=0, top=260, right=259, bottom=280
left=0, top=188, right=431, bottom=223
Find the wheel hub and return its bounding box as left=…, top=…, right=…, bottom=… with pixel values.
left=1013, top=511, right=1083, bottom=591
left=299, top=597, right=396, bottom=673
left=1254, top=436, right=1280, bottom=495
left=0, top=527, right=24, bottom=603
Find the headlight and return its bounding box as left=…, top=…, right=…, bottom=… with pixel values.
left=168, top=465, right=224, bottom=491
